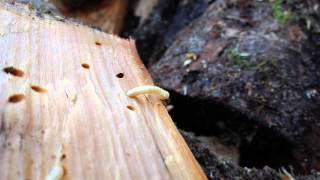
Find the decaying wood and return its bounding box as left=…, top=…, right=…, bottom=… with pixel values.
left=51, top=0, right=127, bottom=34
left=0, top=3, right=206, bottom=180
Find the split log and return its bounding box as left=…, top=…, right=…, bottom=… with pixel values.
left=0, top=3, right=206, bottom=180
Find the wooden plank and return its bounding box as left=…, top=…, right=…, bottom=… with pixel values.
left=0, top=3, right=207, bottom=180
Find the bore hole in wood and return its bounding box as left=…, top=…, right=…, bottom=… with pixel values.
left=81, top=63, right=90, bottom=69
left=8, top=94, right=25, bottom=103
left=127, top=105, right=135, bottom=111
left=61, top=154, right=66, bottom=160
left=95, top=41, right=102, bottom=46
left=3, top=66, right=24, bottom=77
left=116, top=73, right=124, bottom=78
left=31, top=85, right=47, bottom=93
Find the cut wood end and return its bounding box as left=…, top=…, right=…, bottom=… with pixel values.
left=0, top=2, right=207, bottom=180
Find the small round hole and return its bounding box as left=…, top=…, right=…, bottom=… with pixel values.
left=127, top=105, right=135, bottom=111
left=81, top=63, right=90, bottom=69
left=3, top=66, right=24, bottom=77
left=8, top=94, right=25, bottom=103
left=61, top=154, right=66, bottom=160
left=95, top=41, right=102, bottom=46
left=116, top=73, right=124, bottom=78
left=31, top=85, right=47, bottom=93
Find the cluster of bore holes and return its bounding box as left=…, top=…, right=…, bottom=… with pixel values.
left=80, top=41, right=101, bottom=69
left=81, top=59, right=130, bottom=110
left=4, top=40, right=126, bottom=105
left=93, top=41, right=126, bottom=79
left=3, top=66, right=47, bottom=103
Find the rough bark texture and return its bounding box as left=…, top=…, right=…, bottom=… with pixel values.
left=125, top=0, right=213, bottom=64
left=149, top=0, right=320, bottom=174
left=182, top=130, right=320, bottom=180
left=0, top=3, right=206, bottom=179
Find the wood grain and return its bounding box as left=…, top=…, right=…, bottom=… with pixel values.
left=0, top=3, right=207, bottom=180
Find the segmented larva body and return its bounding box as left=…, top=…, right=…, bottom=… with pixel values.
left=126, top=85, right=169, bottom=100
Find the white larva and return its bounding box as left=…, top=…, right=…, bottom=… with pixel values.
left=45, top=162, right=64, bottom=180
left=126, top=85, right=169, bottom=100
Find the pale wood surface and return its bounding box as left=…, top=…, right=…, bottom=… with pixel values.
left=0, top=3, right=207, bottom=180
